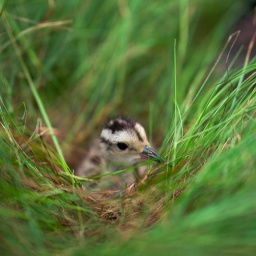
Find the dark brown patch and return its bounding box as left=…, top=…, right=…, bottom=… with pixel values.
left=105, top=116, right=136, bottom=134
left=90, top=155, right=102, bottom=165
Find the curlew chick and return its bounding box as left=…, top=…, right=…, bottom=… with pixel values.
left=76, top=116, right=166, bottom=182
left=100, top=116, right=165, bottom=171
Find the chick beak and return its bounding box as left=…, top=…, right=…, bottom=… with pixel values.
left=140, top=145, right=166, bottom=163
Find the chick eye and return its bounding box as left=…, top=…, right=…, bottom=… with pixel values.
left=117, top=142, right=128, bottom=150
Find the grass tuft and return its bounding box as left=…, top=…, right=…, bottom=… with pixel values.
left=0, top=0, right=256, bottom=255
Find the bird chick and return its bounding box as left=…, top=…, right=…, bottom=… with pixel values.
left=76, top=116, right=166, bottom=182
left=100, top=116, right=165, bottom=171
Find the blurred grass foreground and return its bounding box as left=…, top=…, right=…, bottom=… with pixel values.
left=1, top=0, right=256, bottom=255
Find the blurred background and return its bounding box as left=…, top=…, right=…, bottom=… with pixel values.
left=1, top=0, right=255, bottom=170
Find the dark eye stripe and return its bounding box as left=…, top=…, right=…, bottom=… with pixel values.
left=135, top=129, right=143, bottom=142
left=100, top=137, right=112, bottom=151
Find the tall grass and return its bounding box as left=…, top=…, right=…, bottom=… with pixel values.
left=1, top=0, right=256, bottom=255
